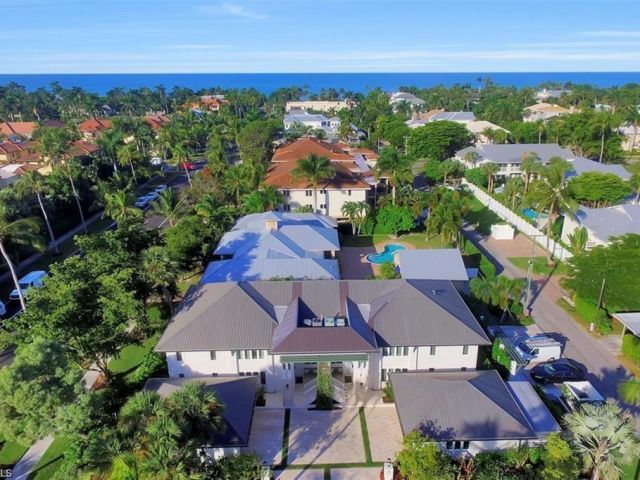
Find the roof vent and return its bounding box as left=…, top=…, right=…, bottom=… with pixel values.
left=311, top=318, right=323, bottom=327
left=431, top=289, right=445, bottom=296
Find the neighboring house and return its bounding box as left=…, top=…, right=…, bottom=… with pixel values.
left=65, top=140, right=100, bottom=160
left=0, top=120, right=63, bottom=140
left=395, top=249, right=471, bottom=294
left=284, top=110, right=340, bottom=138
left=456, top=143, right=575, bottom=177
left=155, top=279, right=491, bottom=403
left=0, top=141, right=39, bottom=164
left=619, top=123, right=640, bottom=151
left=561, top=204, right=640, bottom=248
left=389, top=92, right=425, bottom=110
left=202, top=212, right=340, bottom=282
left=144, top=114, right=171, bottom=130
left=77, top=118, right=112, bottom=139
left=0, top=163, right=40, bottom=188
left=465, top=120, right=511, bottom=144
left=523, top=103, right=571, bottom=122
left=389, top=371, right=560, bottom=455
left=405, top=113, right=509, bottom=145
left=566, top=157, right=631, bottom=180
left=535, top=88, right=571, bottom=101
left=144, top=376, right=258, bottom=459
left=285, top=100, right=353, bottom=113
left=429, top=111, right=476, bottom=122
left=189, top=95, right=226, bottom=112
left=266, top=138, right=373, bottom=218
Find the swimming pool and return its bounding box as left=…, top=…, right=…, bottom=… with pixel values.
left=522, top=208, right=540, bottom=220
left=366, top=244, right=406, bottom=264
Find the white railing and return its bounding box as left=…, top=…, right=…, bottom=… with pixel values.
left=462, top=179, right=573, bottom=260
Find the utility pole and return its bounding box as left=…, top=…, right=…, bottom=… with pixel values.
left=524, top=238, right=536, bottom=314
left=592, top=278, right=606, bottom=331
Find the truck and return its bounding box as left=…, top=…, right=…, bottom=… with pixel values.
left=515, top=336, right=562, bottom=364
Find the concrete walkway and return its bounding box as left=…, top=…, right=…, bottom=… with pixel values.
left=10, top=435, right=54, bottom=480
left=463, top=226, right=632, bottom=404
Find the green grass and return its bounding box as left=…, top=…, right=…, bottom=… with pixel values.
left=109, top=334, right=159, bottom=383
left=464, top=198, right=502, bottom=235
left=508, top=257, right=570, bottom=276
left=28, top=437, right=71, bottom=480
left=279, top=409, right=291, bottom=468
left=0, top=439, right=28, bottom=467
left=358, top=407, right=373, bottom=464
left=340, top=232, right=448, bottom=249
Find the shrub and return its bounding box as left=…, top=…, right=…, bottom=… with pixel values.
left=491, top=339, right=512, bottom=371
left=464, top=167, right=488, bottom=188
left=131, top=351, right=166, bottom=384
left=373, top=204, right=414, bottom=235
left=378, top=262, right=399, bottom=279
left=622, top=334, right=640, bottom=366
left=479, top=255, right=496, bottom=278
left=315, top=367, right=334, bottom=410
left=383, top=383, right=394, bottom=402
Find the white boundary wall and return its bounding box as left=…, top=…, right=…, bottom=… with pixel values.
left=462, top=179, right=572, bottom=260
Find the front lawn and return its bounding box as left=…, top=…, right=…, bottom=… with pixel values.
left=340, top=233, right=448, bottom=249
left=0, top=437, right=28, bottom=467
left=464, top=198, right=502, bottom=235
left=109, top=334, right=160, bottom=383
left=29, top=437, right=71, bottom=480
left=508, top=257, right=570, bottom=277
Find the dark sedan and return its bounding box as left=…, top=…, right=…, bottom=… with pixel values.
left=531, top=358, right=587, bottom=384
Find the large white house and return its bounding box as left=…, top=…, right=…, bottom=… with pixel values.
left=285, top=100, right=353, bottom=113
left=155, top=279, right=491, bottom=400
left=561, top=204, right=640, bottom=248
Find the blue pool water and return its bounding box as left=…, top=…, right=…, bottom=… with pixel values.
left=366, top=244, right=406, bottom=264
left=522, top=208, right=540, bottom=220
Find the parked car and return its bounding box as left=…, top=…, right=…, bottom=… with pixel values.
left=154, top=184, right=168, bottom=193
left=561, top=381, right=604, bottom=410
left=10, top=271, right=47, bottom=301
left=531, top=358, right=587, bottom=384
left=135, top=195, right=151, bottom=208
left=182, top=162, right=196, bottom=171
left=145, top=191, right=159, bottom=202
left=515, top=336, right=562, bottom=364
left=0, top=301, right=6, bottom=317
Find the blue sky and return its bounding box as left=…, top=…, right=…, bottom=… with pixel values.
left=2, top=0, right=640, bottom=73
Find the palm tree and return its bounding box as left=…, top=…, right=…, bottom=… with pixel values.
left=15, top=171, right=59, bottom=254
left=104, top=189, right=140, bottom=222
left=526, top=157, right=577, bottom=260
left=168, top=382, right=224, bottom=441
left=441, top=158, right=461, bottom=186
left=341, top=201, right=361, bottom=235
left=97, top=127, right=125, bottom=173
left=374, top=148, right=413, bottom=205
left=470, top=276, right=494, bottom=304
left=117, top=143, right=140, bottom=184
left=195, top=194, right=234, bottom=235
left=169, top=143, right=193, bottom=187
left=618, top=378, right=640, bottom=406
left=354, top=201, right=371, bottom=234
left=481, top=127, right=497, bottom=143
left=242, top=187, right=283, bottom=214
left=118, top=391, right=164, bottom=438
left=224, top=166, right=251, bottom=205
left=150, top=189, right=184, bottom=227
left=502, top=176, right=524, bottom=209
left=593, top=111, right=619, bottom=163
left=568, top=226, right=588, bottom=255
left=564, top=400, right=640, bottom=480
left=520, top=152, right=541, bottom=193
left=291, top=153, right=335, bottom=212
left=142, top=246, right=178, bottom=313
left=0, top=206, right=45, bottom=310
left=494, top=276, right=526, bottom=321
left=480, top=162, right=500, bottom=193
left=629, top=163, right=640, bottom=204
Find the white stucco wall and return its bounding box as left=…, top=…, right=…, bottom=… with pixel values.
left=280, top=188, right=368, bottom=218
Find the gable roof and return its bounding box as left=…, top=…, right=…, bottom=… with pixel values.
left=0, top=120, right=63, bottom=138
left=264, top=160, right=370, bottom=190
left=429, top=112, right=476, bottom=122
left=144, top=115, right=171, bottom=130
left=144, top=376, right=257, bottom=447
left=397, top=249, right=469, bottom=282
left=234, top=212, right=337, bottom=230
left=390, top=370, right=537, bottom=441
left=155, top=279, right=490, bottom=354
left=457, top=143, right=574, bottom=165
left=201, top=258, right=340, bottom=283
left=77, top=118, right=112, bottom=133
left=574, top=204, right=640, bottom=242
left=524, top=103, right=570, bottom=114
left=272, top=137, right=354, bottom=162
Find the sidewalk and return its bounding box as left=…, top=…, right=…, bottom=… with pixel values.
left=10, top=436, right=54, bottom=480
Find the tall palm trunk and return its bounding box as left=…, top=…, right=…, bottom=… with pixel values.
left=599, top=130, right=606, bottom=163
left=0, top=240, right=25, bottom=310
left=630, top=122, right=638, bottom=160
left=392, top=184, right=397, bottom=205
left=128, top=160, right=138, bottom=184
left=68, top=175, right=88, bottom=233
left=182, top=162, right=192, bottom=187
left=36, top=192, right=59, bottom=254
left=312, top=186, right=318, bottom=213
left=546, top=204, right=555, bottom=261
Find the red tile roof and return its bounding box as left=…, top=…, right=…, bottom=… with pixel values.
left=272, top=137, right=354, bottom=163
left=0, top=120, right=63, bottom=138
left=144, top=115, right=171, bottom=130
left=77, top=118, right=112, bottom=133
left=264, top=160, right=369, bottom=190
left=65, top=140, right=100, bottom=158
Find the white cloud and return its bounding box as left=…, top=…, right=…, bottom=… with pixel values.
left=217, top=2, right=269, bottom=19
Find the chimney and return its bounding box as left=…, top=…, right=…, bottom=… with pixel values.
left=265, top=220, right=278, bottom=231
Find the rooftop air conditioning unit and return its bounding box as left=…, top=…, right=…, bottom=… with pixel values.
left=303, top=319, right=312, bottom=327
left=324, top=317, right=335, bottom=327
left=312, top=318, right=323, bottom=327
left=335, top=317, right=346, bottom=327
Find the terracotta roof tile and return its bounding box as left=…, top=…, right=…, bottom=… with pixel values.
left=272, top=137, right=354, bottom=162
left=77, top=118, right=112, bottom=133
left=264, top=160, right=370, bottom=190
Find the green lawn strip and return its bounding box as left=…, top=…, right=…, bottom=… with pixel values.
left=557, top=298, right=624, bottom=337
left=0, top=439, right=29, bottom=467
left=508, top=257, right=569, bottom=276
left=324, top=466, right=331, bottom=480
left=278, top=408, right=291, bottom=468
left=341, top=233, right=446, bottom=249
left=464, top=198, right=502, bottom=235
left=28, top=437, right=71, bottom=480
left=358, top=407, right=373, bottom=464
left=109, top=334, right=160, bottom=382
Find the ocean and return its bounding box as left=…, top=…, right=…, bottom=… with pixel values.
left=0, top=72, right=638, bottom=95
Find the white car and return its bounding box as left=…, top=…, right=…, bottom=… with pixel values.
left=10, top=271, right=47, bottom=301
left=145, top=191, right=159, bottom=202
left=154, top=184, right=168, bottom=193
left=516, top=336, right=562, bottom=364
left=135, top=196, right=151, bottom=208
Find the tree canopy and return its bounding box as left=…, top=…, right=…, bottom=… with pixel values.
left=407, top=121, right=473, bottom=161
left=568, top=172, right=631, bottom=208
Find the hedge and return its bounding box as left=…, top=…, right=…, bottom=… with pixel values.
left=622, top=334, right=640, bottom=366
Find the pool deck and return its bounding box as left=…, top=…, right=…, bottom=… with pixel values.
left=338, top=240, right=415, bottom=279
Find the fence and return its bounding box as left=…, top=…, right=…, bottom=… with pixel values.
left=462, top=179, right=573, bottom=260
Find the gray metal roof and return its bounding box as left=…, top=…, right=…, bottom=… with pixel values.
left=507, top=381, right=561, bottom=436
left=568, top=158, right=631, bottom=180
left=397, top=249, right=469, bottom=281
left=575, top=204, right=640, bottom=242
left=390, top=370, right=537, bottom=441
left=233, top=212, right=338, bottom=230
left=144, top=376, right=257, bottom=446
left=457, top=143, right=575, bottom=165
left=430, top=112, right=476, bottom=122
left=156, top=279, right=489, bottom=353
left=201, top=258, right=340, bottom=283
left=613, top=312, right=640, bottom=336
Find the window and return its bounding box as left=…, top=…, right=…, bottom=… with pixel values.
left=176, top=352, right=182, bottom=361
left=251, top=350, right=258, bottom=359
left=446, top=441, right=453, bottom=450
left=259, top=350, right=265, bottom=359
left=403, top=346, right=409, bottom=356
left=209, top=351, right=216, bottom=360
left=283, top=190, right=290, bottom=197
left=348, top=190, right=352, bottom=196
left=305, top=190, right=312, bottom=197
left=284, top=204, right=291, bottom=212
left=462, top=441, right=469, bottom=449
left=245, top=350, right=251, bottom=359
left=211, top=373, right=218, bottom=377
left=239, top=372, right=245, bottom=377
left=178, top=373, right=185, bottom=378
left=381, top=369, right=388, bottom=382
left=430, top=346, right=437, bottom=356
left=319, top=203, right=326, bottom=209
left=429, top=368, right=435, bottom=372
left=462, top=345, right=469, bottom=355
left=461, top=367, right=467, bottom=372
left=402, top=368, right=408, bottom=373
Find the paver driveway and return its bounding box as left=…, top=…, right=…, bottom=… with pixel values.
left=288, top=409, right=366, bottom=465
left=364, top=406, right=403, bottom=461
left=248, top=408, right=285, bottom=465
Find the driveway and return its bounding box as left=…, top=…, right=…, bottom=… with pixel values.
left=364, top=406, right=403, bottom=461
left=337, top=247, right=376, bottom=280
left=247, top=408, right=285, bottom=465
left=463, top=227, right=632, bottom=404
